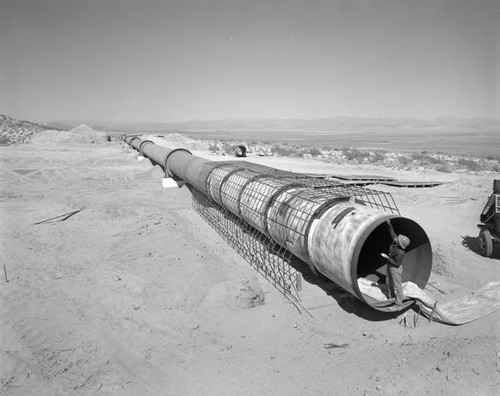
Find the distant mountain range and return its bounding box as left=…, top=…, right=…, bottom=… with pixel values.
left=47, top=117, right=500, bottom=133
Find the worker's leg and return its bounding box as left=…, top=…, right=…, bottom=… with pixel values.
left=386, top=265, right=394, bottom=298
left=391, top=266, right=403, bottom=305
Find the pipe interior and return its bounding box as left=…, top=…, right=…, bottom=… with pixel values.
left=356, top=217, right=432, bottom=292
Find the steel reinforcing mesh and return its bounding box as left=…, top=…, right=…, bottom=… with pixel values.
left=192, top=188, right=303, bottom=304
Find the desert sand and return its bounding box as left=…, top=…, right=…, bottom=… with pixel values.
left=1, top=129, right=499, bottom=395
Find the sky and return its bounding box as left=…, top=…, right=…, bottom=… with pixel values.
left=1, top=0, right=499, bottom=123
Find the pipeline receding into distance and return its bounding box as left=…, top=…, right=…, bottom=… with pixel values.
left=124, top=136, right=433, bottom=311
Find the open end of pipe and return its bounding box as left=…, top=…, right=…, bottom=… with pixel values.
left=235, top=145, right=247, bottom=157
left=353, top=217, right=432, bottom=311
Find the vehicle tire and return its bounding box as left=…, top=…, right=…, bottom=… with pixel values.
left=479, top=229, right=493, bottom=257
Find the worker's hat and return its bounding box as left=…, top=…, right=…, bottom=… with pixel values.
left=398, top=234, right=410, bottom=249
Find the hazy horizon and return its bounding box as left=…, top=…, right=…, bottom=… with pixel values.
left=41, top=114, right=500, bottom=125
left=2, top=0, right=499, bottom=124
left=45, top=114, right=500, bottom=131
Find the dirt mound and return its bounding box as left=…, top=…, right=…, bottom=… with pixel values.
left=67, top=124, right=99, bottom=135
left=200, top=278, right=265, bottom=311
left=67, top=124, right=106, bottom=144
left=30, top=124, right=106, bottom=145
left=163, top=132, right=197, bottom=143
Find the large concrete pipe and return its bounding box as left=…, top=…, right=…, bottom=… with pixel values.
left=125, top=137, right=432, bottom=311
left=235, top=145, right=247, bottom=157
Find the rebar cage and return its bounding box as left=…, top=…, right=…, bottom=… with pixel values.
left=207, top=161, right=400, bottom=216
left=192, top=162, right=400, bottom=305
left=192, top=187, right=304, bottom=304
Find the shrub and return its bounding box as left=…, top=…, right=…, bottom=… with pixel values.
left=397, top=156, right=412, bottom=166
left=485, top=154, right=500, bottom=162
left=308, top=148, right=322, bottom=156
left=425, top=154, right=438, bottom=162
left=0, top=135, right=11, bottom=145
left=271, top=144, right=298, bottom=157
left=411, top=152, right=426, bottom=161
left=406, top=152, right=450, bottom=168
left=436, top=165, right=451, bottom=173
left=270, top=144, right=281, bottom=154
left=370, top=151, right=386, bottom=163
left=223, top=144, right=238, bottom=155
left=411, top=152, right=443, bottom=164
left=457, top=158, right=481, bottom=171
left=208, top=143, right=219, bottom=152
left=342, top=147, right=370, bottom=161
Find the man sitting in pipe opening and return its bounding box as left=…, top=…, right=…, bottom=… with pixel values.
left=381, top=220, right=410, bottom=306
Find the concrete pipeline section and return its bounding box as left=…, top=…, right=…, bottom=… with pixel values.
left=124, top=136, right=433, bottom=312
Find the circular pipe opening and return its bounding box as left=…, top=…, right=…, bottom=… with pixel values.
left=235, top=145, right=247, bottom=157
left=353, top=217, right=432, bottom=311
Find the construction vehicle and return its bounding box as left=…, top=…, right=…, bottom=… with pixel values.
left=478, top=179, right=500, bottom=257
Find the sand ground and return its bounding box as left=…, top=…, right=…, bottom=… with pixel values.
left=1, top=132, right=499, bottom=395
